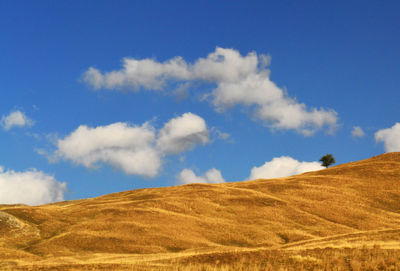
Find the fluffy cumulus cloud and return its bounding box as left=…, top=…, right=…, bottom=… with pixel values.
left=1, top=110, right=34, bottom=130
left=177, top=168, right=225, bottom=185
left=375, top=123, right=400, bottom=152
left=248, top=156, right=324, bottom=180
left=56, top=122, right=161, bottom=177
left=157, top=113, right=209, bottom=154
left=53, top=113, right=209, bottom=177
left=0, top=167, right=66, bottom=205
left=351, top=126, right=365, bottom=138
left=83, top=47, right=338, bottom=135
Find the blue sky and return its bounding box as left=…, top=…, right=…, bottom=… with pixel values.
left=1, top=1, right=399, bottom=205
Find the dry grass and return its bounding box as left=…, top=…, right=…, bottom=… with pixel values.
left=1, top=152, right=400, bottom=270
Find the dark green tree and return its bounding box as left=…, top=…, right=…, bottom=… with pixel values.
left=320, top=154, right=335, bottom=168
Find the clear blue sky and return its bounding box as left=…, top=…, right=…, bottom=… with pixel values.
left=1, top=1, right=399, bottom=204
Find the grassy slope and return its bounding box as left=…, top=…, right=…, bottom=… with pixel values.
left=1, top=152, right=400, bottom=270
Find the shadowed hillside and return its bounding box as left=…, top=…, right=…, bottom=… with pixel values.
left=1, top=152, right=400, bottom=270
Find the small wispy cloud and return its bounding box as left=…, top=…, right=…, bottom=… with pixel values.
left=210, top=127, right=230, bottom=141
left=351, top=126, right=365, bottom=138
left=1, top=110, right=34, bottom=131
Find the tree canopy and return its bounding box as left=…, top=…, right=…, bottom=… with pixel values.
left=320, top=154, right=336, bottom=168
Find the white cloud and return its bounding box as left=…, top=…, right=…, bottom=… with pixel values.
left=157, top=113, right=209, bottom=154
left=214, top=129, right=230, bottom=140
left=248, top=156, right=324, bottom=180
left=1, top=110, right=34, bottom=130
left=192, top=48, right=261, bottom=82
left=351, top=126, right=365, bottom=138
left=375, top=123, right=400, bottom=152
left=83, top=57, right=190, bottom=91
left=52, top=113, right=210, bottom=177
left=83, top=47, right=338, bottom=135
left=177, top=168, right=225, bottom=185
left=56, top=122, right=161, bottom=177
left=173, top=83, right=191, bottom=101
left=0, top=167, right=66, bottom=206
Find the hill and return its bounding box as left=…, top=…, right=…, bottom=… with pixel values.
left=1, top=152, right=400, bottom=270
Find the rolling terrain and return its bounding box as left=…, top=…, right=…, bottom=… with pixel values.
left=1, top=152, right=400, bottom=270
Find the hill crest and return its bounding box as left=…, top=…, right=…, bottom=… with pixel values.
left=1, top=152, right=400, bottom=269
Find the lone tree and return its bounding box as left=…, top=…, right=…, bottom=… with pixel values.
left=320, top=154, right=335, bottom=168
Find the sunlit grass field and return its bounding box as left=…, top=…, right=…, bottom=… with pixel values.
left=1, top=152, right=400, bottom=270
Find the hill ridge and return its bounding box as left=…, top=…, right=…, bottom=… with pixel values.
left=1, top=152, right=400, bottom=269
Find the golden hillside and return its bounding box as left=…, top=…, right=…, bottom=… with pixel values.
left=1, top=152, right=400, bottom=270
